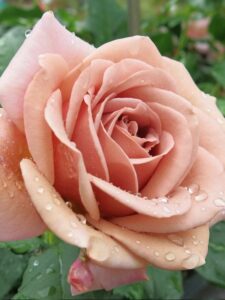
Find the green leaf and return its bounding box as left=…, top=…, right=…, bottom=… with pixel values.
left=85, top=0, right=127, bottom=46
left=211, top=61, right=225, bottom=89
left=151, top=31, right=174, bottom=56
left=13, top=241, right=80, bottom=300
left=114, top=266, right=183, bottom=300
left=197, top=221, right=225, bottom=288
left=0, top=26, right=26, bottom=75
left=0, top=248, right=28, bottom=299
left=145, top=267, right=183, bottom=300
left=0, top=237, right=42, bottom=254
left=0, top=6, right=42, bottom=27
left=217, top=98, right=225, bottom=115
left=209, top=14, right=225, bottom=41
left=113, top=281, right=146, bottom=300
left=198, top=82, right=220, bottom=96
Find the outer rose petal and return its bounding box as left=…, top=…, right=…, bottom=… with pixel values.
left=68, top=259, right=147, bottom=295
left=0, top=12, right=94, bottom=131
left=88, top=218, right=208, bottom=271
left=161, top=57, right=225, bottom=131
left=24, top=54, right=69, bottom=183
left=20, top=159, right=146, bottom=269
left=0, top=109, right=45, bottom=241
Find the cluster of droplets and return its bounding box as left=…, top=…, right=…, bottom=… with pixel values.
left=187, top=183, right=225, bottom=209
left=131, top=232, right=203, bottom=269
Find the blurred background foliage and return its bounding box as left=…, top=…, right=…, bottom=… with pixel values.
left=1, top=0, right=225, bottom=299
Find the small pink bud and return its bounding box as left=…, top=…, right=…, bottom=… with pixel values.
left=68, top=259, right=93, bottom=294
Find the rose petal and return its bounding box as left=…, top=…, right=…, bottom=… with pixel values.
left=89, top=174, right=192, bottom=218
left=103, top=97, right=161, bottom=136
left=132, top=131, right=174, bottom=189
left=112, top=125, right=149, bottom=158
left=72, top=96, right=109, bottom=180
left=44, top=89, right=99, bottom=220
left=88, top=218, right=209, bottom=271
left=0, top=109, right=45, bottom=240
left=161, top=57, right=225, bottom=132
left=84, top=36, right=161, bottom=67
left=24, top=54, right=68, bottom=183
left=113, top=147, right=225, bottom=233
left=93, top=63, right=176, bottom=107
left=0, top=12, right=94, bottom=131
left=123, top=87, right=199, bottom=170
left=66, top=59, right=113, bottom=137
left=98, top=123, right=138, bottom=193
left=20, top=159, right=146, bottom=269
left=92, top=59, right=153, bottom=106
left=141, top=103, right=194, bottom=197
left=197, top=108, right=225, bottom=166
left=68, top=258, right=147, bottom=295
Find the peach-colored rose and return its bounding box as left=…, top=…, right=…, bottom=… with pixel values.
left=1, top=12, right=225, bottom=294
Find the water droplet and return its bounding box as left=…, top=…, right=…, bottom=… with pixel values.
left=192, top=235, right=196, bottom=239
left=67, top=232, right=73, bottom=238
left=154, top=251, right=160, bottom=257
left=182, top=254, right=200, bottom=269
left=163, top=206, right=171, bottom=214
left=158, top=196, right=168, bottom=203
left=45, top=204, right=52, bottom=211
left=214, top=198, right=225, bottom=207
left=34, top=176, right=39, bottom=182
left=167, top=234, right=184, bottom=246
left=188, top=183, right=200, bottom=195
left=201, top=207, right=206, bottom=212
left=46, top=267, right=54, bottom=274
left=77, top=214, right=86, bottom=224
left=25, top=29, right=31, bottom=37
left=37, top=187, right=44, bottom=194
left=140, top=79, right=145, bottom=84
left=165, top=252, right=176, bottom=261
left=136, top=240, right=141, bottom=244
left=113, top=246, right=120, bottom=253
left=2, top=181, right=7, bottom=188
left=66, top=201, right=73, bottom=209
left=185, top=249, right=191, bottom=254
left=15, top=181, right=22, bottom=190
left=52, top=195, right=61, bottom=205
left=194, top=191, right=208, bottom=202
left=146, top=245, right=150, bottom=249
left=33, top=260, right=39, bottom=267
left=9, top=191, right=14, bottom=198
left=70, top=220, right=78, bottom=228
left=193, top=240, right=199, bottom=246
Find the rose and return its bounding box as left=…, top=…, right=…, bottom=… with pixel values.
left=1, top=12, right=225, bottom=295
